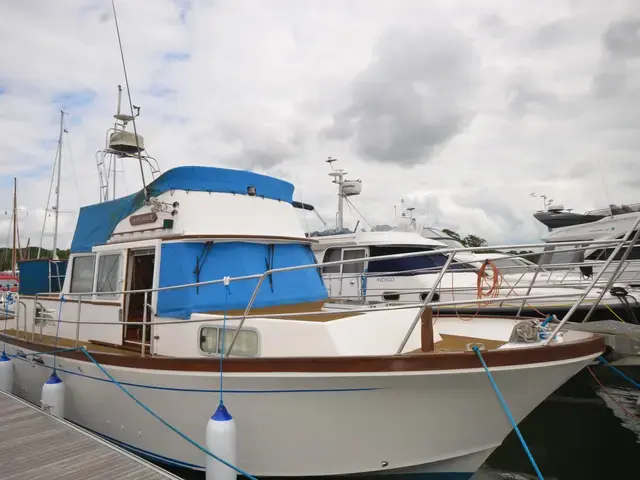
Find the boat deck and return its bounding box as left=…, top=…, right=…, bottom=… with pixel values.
left=0, top=390, right=181, bottom=480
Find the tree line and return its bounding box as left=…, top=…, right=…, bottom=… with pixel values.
left=441, top=228, right=541, bottom=263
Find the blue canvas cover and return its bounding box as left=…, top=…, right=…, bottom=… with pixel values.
left=70, top=166, right=295, bottom=253
left=157, top=242, right=327, bottom=319
left=18, top=259, right=68, bottom=295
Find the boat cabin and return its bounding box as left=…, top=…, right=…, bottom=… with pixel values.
left=540, top=212, right=640, bottom=285
left=17, top=166, right=328, bottom=357
left=310, top=230, right=479, bottom=303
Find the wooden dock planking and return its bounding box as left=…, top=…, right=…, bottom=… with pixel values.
left=0, top=390, right=181, bottom=480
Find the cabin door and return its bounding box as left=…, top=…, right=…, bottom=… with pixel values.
left=340, top=248, right=366, bottom=301
left=123, top=249, right=155, bottom=348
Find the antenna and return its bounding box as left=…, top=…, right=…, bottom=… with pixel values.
left=111, top=0, right=148, bottom=201
left=530, top=192, right=552, bottom=211
left=324, top=157, right=362, bottom=231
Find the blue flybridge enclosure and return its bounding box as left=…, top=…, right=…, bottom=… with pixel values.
left=70, top=166, right=295, bottom=253
left=157, top=241, right=327, bottom=319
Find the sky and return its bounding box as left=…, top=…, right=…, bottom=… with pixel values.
left=0, top=0, right=639, bottom=251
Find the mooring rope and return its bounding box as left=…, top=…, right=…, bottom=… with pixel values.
left=473, top=346, right=544, bottom=480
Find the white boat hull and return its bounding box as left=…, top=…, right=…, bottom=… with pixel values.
left=5, top=344, right=596, bottom=477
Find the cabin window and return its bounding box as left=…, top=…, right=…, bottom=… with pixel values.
left=539, top=245, right=585, bottom=267
left=586, top=233, right=640, bottom=262
left=368, top=246, right=472, bottom=276
left=96, top=254, right=121, bottom=297
left=199, top=326, right=259, bottom=357
left=70, top=255, right=96, bottom=293
left=342, top=249, right=366, bottom=274
left=322, top=248, right=342, bottom=273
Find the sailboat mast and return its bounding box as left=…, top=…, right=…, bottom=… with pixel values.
left=11, top=178, right=17, bottom=277
left=52, top=110, right=65, bottom=260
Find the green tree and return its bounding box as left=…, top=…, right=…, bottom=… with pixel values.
left=441, top=228, right=464, bottom=244
left=441, top=229, right=488, bottom=248
left=462, top=234, right=488, bottom=248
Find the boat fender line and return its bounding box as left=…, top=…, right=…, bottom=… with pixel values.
left=53, top=295, right=67, bottom=374
left=472, top=346, right=544, bottom=480
left=2, top=292, right=15, bottom=356
left=79, top=347, right=257, bottom=480
left=207, top=278, right=238, bottom=480
left=0, top=294, right=14, bottom=393
left=0, top=352, right=13, bottom=393
left=597, top=356, right=640, bottom=390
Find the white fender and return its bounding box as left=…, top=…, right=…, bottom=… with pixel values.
left=206, top=403, right=237, bottom=480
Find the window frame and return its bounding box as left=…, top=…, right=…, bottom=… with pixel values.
left=69, top=254, right=97, bottom=295
left=197, top=325, right=260, bottom=357
left=341, top=247, right=367, bottom=275
left=93, top=252, right=123, bottom=299
left=321, top=248, right=342, bottom=274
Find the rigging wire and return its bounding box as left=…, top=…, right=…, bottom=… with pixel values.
left=110, top=0, right=148, bottom=200
left=37, top=117, right=63, bottom=259
left=344, top=197, right=373, bottom=230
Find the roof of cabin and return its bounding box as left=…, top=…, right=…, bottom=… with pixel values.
left=311, top=230, right=448, bottom=249
left=542, top=211, right=640, bottom=242
left=70, top=166, right=295, bottom=253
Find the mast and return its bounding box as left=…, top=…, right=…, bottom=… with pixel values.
left=326, top=157, right=345, bottom=230
left=11, top=178, right=17, bottom=277
left=325, top=157, right=362, bottom=231
left=52, top=110, right=65, bottom=260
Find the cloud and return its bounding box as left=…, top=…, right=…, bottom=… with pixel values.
left=1, top=0, right=640, bottom=252
left=323, top=26, right=479, bottom=166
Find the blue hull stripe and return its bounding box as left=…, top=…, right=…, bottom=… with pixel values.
left=13, top=355, right=386, bottom=394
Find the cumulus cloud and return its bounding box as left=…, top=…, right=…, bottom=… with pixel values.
left=323, top=26, right=479, bottom=166
left=1, top=0, right=640, bottom=250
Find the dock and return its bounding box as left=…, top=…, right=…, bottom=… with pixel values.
left=0, top=390, right=182, bottom=480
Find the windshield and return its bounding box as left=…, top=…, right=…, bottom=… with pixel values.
left=368, top=245, right=474, bottom=276
left=435, top=237, right=466, bottom=248
left=539, top=246, right=585, bottom=268
left=489, top=257, right=534, bottom=273
left=419, top=227, right=466, bottom=248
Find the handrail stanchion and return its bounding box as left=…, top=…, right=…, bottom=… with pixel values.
left=32, top=294, right=38, bottom=342
left=14, top=295, right=20, bottom=335
left=75, top=297, right=82, bottom=347
left=580, top=228, right=640, bottom=325
left=396, top=252, right=455, bottom=355
left=141, top=292, right=148, bottom=357
left=611, top=259, right=631, bottom=284
left=19, top=301, right=26, bottom=339
left=225, top=272, right=268, bottom=357
left=543, top=219, right=640, bottom=344
left=505, top=266, right=530, bottom=299
left=515, top=259, right=545, bottom=317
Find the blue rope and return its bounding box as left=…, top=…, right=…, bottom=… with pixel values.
left=52, top=296, right=66, bottom=373
left=540, top=315, right=554, bottom=328
left=472, top=346, right=544, bottom=480
left=2, top=293, right=10, bottom=356
left=597, top=356, right=640, bottom=389
left=80, top=347, right=257, bottom=480
left=219, top=283, right=230, bottom=406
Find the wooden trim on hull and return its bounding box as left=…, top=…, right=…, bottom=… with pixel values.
left=0, top=334, right=604, bottom=374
